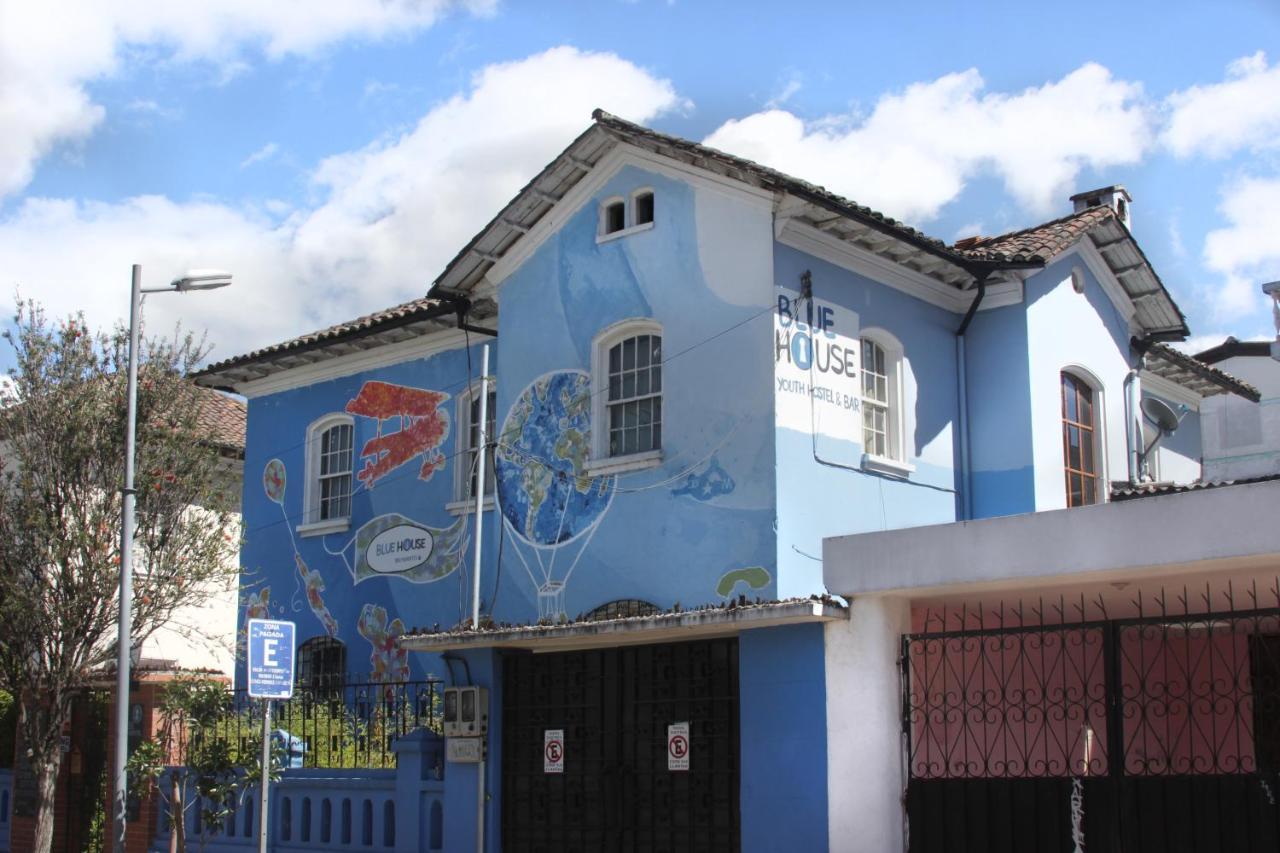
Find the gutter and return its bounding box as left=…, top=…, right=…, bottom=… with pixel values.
left=955, top=273, right=988, bottom=521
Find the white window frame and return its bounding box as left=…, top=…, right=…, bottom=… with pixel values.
left=448, top=380, right=498, bottom=515
left=596, top=189, right=655, bottom=244
left=859, top=328, right=914, bottom=477
left=1060, top=364, right=1109, bottom=507
left=587, top=318, right=664, bottom=476
left=299, top=413, right=355, bottom=537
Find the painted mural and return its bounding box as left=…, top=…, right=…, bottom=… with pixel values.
left=357, top=603, right=409, bottom=682
left=350, top=513, right=467, bottom=584
left=495, top=370, right=617, bottom=620
left=345, top=381, right=450, bottom=488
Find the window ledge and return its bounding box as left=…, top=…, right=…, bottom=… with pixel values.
left=446, top=496, right=496, bottom=516
left=297, top=518, right=350, bottom=538
left=586, top=450, right=662, bottom=476
left=596, top=221, right=654, bottom=244
left=862, top=454, right=915, bottom=478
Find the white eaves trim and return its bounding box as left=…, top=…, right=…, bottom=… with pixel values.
left=235, top=328, right=472, bottom=399
left=1141, top=370, right=1203, bottom=411
left=777, top=220, right=1022, bottom=315
left=1061, top=240, right=1138, bottom=330
left=486, top=143, right=774, bottom=288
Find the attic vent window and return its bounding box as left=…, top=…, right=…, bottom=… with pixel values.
left=598, top=189, right=656, bottom=242
left=604, top=200, right=626, bottom=234
left=634, top=191, right=654, bottom=225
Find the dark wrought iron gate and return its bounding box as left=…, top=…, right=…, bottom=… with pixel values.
left=502, top=638, right=740, bottom=853
left=902, top=589, right=1280, bottom=853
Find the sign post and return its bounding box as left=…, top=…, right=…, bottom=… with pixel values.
left=247, top=619, right=296, bottom=853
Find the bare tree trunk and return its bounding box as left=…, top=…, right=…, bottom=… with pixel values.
left=170, top=774, right=184, bottom=853
left=31, top=751, right=61, bottom=853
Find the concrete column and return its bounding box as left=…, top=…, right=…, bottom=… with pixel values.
left=391, top=728, right=444, bottom=853
left=825, top=595, right=910, bottom=853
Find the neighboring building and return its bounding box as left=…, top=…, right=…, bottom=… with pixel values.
left=1195, top=336, right=1280, bottom=482
left=195, top=111, right=1260, bottom=852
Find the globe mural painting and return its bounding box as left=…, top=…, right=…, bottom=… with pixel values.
left=495, top=370, right=616, bottom=619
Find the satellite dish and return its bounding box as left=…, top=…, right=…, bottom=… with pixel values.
left=1141, top=396, right=1181, bottom=435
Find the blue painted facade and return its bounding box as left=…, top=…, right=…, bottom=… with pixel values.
left=228, top=144, right=1187, bottom=850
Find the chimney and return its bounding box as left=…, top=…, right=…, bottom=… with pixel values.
left=1070, top=185, right=1131, bottom=228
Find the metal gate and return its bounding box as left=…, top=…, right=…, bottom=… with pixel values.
left=902, top=587, right=1280, bottom=852
left=502, top=638, right=740, bottom=853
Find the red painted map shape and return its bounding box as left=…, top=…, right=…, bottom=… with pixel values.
left=345, top=381, right=450, bottom=489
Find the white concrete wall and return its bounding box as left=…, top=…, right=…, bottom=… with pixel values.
left=1202, top=355, right=1280, bottom=481
left=1026, top=257, right=1134, bottom=510
left=826, top=596, right=910, bottom=853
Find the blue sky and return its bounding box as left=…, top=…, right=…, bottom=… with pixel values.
left=2, top=0, right=1278, bottom=363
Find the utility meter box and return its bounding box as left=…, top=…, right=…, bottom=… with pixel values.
left=443, top=686, right=488, bottom=737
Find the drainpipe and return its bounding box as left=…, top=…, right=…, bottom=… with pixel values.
left=1124, top=347, right=1145, bottom=482
left=955, top=273, right=989, bottom=521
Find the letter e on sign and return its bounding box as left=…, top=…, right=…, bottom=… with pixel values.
left=667, top=722, right=690, bottom=771
left=544, top=729, right=564, bottom=774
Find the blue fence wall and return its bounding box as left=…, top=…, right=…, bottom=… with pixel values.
left=149, top=731, right=444, bottom=853
left=0, top=768, right=11, bottom=853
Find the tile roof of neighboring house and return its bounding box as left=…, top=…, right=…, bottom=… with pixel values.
left=1142, top=342, right=1259, bottom=401
left=198, top=110, right=1191, bottom=388
left=955, top=206, right=1188, bottom=337
left=194, top=387, right=246, bottom=453
left=1110, top=473, right=1280, bottom=502
left=955, top=206, right=1116, bottom=263
left=1194, top=336, right=1275, bottom=365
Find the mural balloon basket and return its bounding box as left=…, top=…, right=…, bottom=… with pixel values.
left=537, top=582, right=567, bottom=621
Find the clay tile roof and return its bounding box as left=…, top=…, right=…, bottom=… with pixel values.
left=1194, top=336, right=1275, bottom=365
left=194, top=388, right=246, bottom=452
left=1110, top=473, right=1280, bottom=502
left=954, top=206, right=1116, bottom=264
left=195, top=296, right=455, bottom=382
left=1144, top=342, right=1260, bottom=401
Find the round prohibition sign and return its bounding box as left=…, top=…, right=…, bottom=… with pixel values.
left=545, top=739, right=564, bottom=763
left=668, top=734, right=689, bottom=760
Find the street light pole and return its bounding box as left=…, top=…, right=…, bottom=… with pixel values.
left=112, top=264, right=232, bottom=853
left=111, top=265, right=142, bottom=853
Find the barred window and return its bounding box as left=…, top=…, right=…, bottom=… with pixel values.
left=297, top=637, right=346, bottom=689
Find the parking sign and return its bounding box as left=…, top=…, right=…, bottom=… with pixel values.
left=247, top=619, right=296, bottom=699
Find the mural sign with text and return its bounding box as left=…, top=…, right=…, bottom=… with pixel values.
left=774, top=281, right=863, bottom=463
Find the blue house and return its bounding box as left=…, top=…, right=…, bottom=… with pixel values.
left=195, top=111, right=1257, bottom=852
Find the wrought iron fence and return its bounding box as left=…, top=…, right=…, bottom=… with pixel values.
left=903, top=581, right=1280, bottom=781
left=185, top=677, right=443, bottom=770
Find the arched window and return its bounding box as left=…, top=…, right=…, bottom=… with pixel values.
left=859, top=329, right=908, bottom=470
left=632, top=189, right=655, bottom=226
left=600, top=197, right=626, bottom=236
left=303, top=414, right=354, bottom=531
left=1061, top=370, right=1103, bottom=507
left=297, top=637, right=346, bottom=690
left=591, top=319, right=663, bottom=470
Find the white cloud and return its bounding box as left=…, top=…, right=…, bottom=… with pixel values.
left=1164, top=52, right=1280, bottom=158
left=0, top=47, right=685, bottom=361
left=1202, top=175, right=1280, bottom=320
left=0, top=0, right=495, bottom=199
left=703, top=63, right=1152, bottom=223
left=240, top=142, right=280, bottom=169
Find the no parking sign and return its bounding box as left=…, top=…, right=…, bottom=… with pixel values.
left=667, top=722, right=689, bottom=771
left=544, top=729, right=564, bottom=774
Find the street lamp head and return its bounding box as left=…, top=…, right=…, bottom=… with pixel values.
left=171, top=269, right=233, bottom=292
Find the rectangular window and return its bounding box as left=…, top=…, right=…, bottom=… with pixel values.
left=463, top=387, right=497, bottom=500
left=1061, top=373, right=1099, bottom=507
left=607, top=334, right=662, bottom=457
left=861, top=339, right=889, bottom=458
left=318, top=423, right=353, bottom=520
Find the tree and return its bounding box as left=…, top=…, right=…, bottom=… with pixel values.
left=0, top=300, right=240, bottom=853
